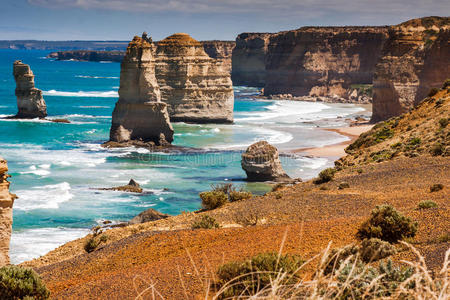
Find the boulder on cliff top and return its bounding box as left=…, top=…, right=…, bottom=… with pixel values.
left=12, top=61, right=47, bottom=119
left=155, top=33, right=234, bottom=123
left=129, top=208, right=169, bottom=225
left=109, top=34, right=174, bottom=146
left=241, top=141, right=290, bottom=182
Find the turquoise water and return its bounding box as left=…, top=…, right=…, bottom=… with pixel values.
left=0, top=50, right=368, bottom=263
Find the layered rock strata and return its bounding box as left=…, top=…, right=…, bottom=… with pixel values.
left=241, top=141, right=290, bottom=182
left=264, top=27, right=388, bottom=100
left=109, top=35, right=174, bottom=145
left=155, top=33, right=234, bottom=123
left=371, top=17, right=450, bottom=122
left=0, top=157, right=15, bottom=267
left=232, top=33, right=272, bottom=87
left=13, top=61, right=47, bottom=118
left=201, top=41, right=235, bottom=74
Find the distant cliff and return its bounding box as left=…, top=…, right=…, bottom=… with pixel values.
left=48, top=50, right=125, bottom=62
left=265, top=27, right=388, bottom=100
left=202, top=41, right=235, bottom=74
left=371, top=17, right=450, bottom=122
left=0, top=157, right=15, bottom=267
left=232, top=33, right=272, bottom=87
left=0, top=40, right=128, bottom=50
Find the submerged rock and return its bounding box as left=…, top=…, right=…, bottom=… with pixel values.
left=98, top=179, right=144, bottom=193
left=12, top=61, right=47, bottom=118
left=109, top=34, right=174, bottom=146
left=241, top=141, right=290, bottom=182
left=129, top=208, right=169, bottom=225
left=155, top=33, right=234, bottom=123
left=0, top=156, right=16, bottom=266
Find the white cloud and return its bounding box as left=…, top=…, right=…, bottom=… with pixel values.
left=27, top=0, right=450, bottom=17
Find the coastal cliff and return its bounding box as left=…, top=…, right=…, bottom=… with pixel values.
left=47, top=50, right=125, bottom=62
left=232, top=33, right=272, bottom=87
left=13, top=61, right=47, bottom=118
left=108, top=35, right=174, bottom=145
left=264, top=27, right=388, bottom=101
left=371, top=17, right=450, bottom=122
left=0, top=157, right=15, bottom=267
left=155, top=33, right=234, bottom=123
left=201, top=41, right=235, bottom=74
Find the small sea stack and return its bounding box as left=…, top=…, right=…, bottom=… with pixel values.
left=12, top=60, right=47, bottom=119
left=155, top=33, right=234, bottom=123
left=108, top=33, right=174, bottom=146
left=241, top=141, right=290, bottom=182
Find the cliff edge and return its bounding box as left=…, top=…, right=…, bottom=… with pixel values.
left=0, top=157, right=15, bottom=267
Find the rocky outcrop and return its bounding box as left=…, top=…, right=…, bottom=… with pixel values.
left=13, top=61, right=47, bottom=118
left=232, top=33, right=272, bottom=87
left=129, top=208, right=169, bottom=224
left=47, top=50, right=125, bottom=62
left=109, top=34, right=174, bottom=145
left=0, top=157, right=15, bottom=267
left=201, top=41, right=235, bottom=74
left=264, top=27, right=388, bottom=100
left=155, top=33, right=234, bottom=123
left=241, top=141, right=290, bottom=182
left=98, top=179, right=143, bottom=193
left=371, top=17, right=450, bottom=122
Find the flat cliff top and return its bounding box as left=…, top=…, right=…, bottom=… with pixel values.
left=398, top=16, right=450, bottom=28
left=158, top=33, right=202, bottom=47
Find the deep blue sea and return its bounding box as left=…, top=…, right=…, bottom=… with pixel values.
left=0, top=49, right=368, bottom=263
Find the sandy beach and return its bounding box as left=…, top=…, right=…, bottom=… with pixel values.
left=293, top=124, right=374, bottom=158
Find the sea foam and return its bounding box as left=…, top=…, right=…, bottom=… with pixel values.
left=43, top=90, right=118, bottom=98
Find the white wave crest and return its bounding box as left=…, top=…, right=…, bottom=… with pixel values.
left=14, top=182, right=73, bottom=210
left=75, top=75, right=119, bottom=79
left=43, top=90, right=118, bottom=98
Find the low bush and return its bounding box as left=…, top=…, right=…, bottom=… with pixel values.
left=338, top=182, right=350, bottom=190
left=430, top=143, right=444, bottom=156
left=359, top=238, right=397, bottom=262
left=200, top=191, right=228, bottom=210
left=0, top=265, right=50, bottom=299
left=417, top=200, right=438, bottom=210
left=192, top=215, right=220, bottom=229
left=437, top=233, right=450, bottom=243
left=216, top=252, right=304, bottom=298
left=357, top=205, right=418, bottom=243
left=313, top=168, right=336, bottom=184
left=439, top=118, right=448, bottom=128
left=430, top=183, right=444, bottom=192
left=84, top=226, right=108, bottom=253
left=229, top=190, right=252, bottom=202
left=427, top=87, right=439, bottom=97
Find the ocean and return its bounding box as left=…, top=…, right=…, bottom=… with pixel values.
left=0, top=49, right=368, bottom=263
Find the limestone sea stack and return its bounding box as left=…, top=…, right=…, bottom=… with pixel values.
left=371, top=17, right=450, bottom=122
left=13, top=61, right=47, bottom=118
left=155, top=33, right=234, bottom=123
left=109, top=34, right=174, bottom=145
left=241, top=141, right=290, bottom=182
left=0, top=157, right=15, bottom=266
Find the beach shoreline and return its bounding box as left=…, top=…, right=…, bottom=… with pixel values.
left=292, top=124, right=374, bottom=158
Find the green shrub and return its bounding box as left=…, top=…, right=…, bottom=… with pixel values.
left=357, top=205, right=418, bottom=243
left=417, top=200, right=438, bottom=210
left=428, top=87, right=439, bottom=97
left=216, top=252, right=304, bottom=298
left=0, top=265, right=50, bottom=300
left=437, top=233, right=450, bottom=243
left=374, top=126, right=394, bottom=143
left=356, top=168, right=363, bottom=174
left=200, top=191, right=228, bottom=210
left=84, top=226, right=108, bottom=253
left=438, top=118, right=448, bottom=128
left=430, top=143, right=444, bottom=156
left=229, top=190, right=252, bottom=202
left=359, top=238, right=397, bottom=262
left=430, top=183, right=444, bottom=192
left=338, top=182, right=350, bottom=190
left=192, top=215, right=220, bottom=229
left=408, top=137, right=421, bottom=146
left=211, top=183, right=234, bottom=194
left=314, top=168, right=336, bottom=184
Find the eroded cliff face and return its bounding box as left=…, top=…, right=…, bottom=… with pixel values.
left=264, top=27, right=388, bottom=100
left=155, top=33, right=234, bottom=123
left=201, top=41, right=235, bottom=74
left=231, top=33, right=272, bottom=87
left=13, top=61, right=47, bottom=118
left=371, top=17, right=450, bottom=122
left=0, top=157, right=15, bottom=267
left=109, top=35, right=174, bottom=145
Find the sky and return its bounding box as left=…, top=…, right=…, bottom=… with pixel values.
left=0, top=0, right=449, bottom=41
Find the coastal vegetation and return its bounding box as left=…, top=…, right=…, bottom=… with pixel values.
left=0, top=265, right=50, bottom=299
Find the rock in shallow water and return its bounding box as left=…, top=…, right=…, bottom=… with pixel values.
left=12, top=61, right=47, bottom=119
left=241, top=141, right=291, bottom=182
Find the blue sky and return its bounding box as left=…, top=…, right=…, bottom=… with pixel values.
left=1, top=0, right=449, bottom=41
